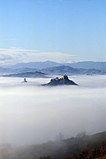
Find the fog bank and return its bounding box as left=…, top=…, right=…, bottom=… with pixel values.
left=0, top=75, right=106, bottom=146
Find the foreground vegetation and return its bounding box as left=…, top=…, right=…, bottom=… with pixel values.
left=0, top=131, right=106, bottom=159
left=96, top=156, right=106, bottom=159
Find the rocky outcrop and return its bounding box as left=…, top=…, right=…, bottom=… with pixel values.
left=43, top=75, right=78, bottom=86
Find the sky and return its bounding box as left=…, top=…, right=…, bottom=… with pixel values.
left=0, top=0, right=106, bottom=64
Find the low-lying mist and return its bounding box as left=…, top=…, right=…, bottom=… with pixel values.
left=0, top=75, right=106, bottom=146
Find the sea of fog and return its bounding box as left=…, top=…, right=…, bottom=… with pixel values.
left=0, top=75, right=106, bottom=146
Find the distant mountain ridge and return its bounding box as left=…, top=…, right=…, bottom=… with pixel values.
left=41, top=65, right=106, bottom=75
left=1, top=61, right=106, bottom=76
left=3, top=61, right=61, bottom=69
left=3, top=61, right=106, bottom=70
left=3, top=71, right=46, bottom=78
left=67, top=61, right=106, bottom=70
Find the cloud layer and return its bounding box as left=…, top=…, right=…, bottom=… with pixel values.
left=0, top=48, right=75, bottom=65
left=0, top=75, right=105, bottom=146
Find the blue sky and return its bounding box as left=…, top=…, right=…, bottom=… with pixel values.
left=0, top=0, right=106, bottom=63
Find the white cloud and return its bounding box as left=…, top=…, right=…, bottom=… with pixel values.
left=0, top=48, right=76, bottom=65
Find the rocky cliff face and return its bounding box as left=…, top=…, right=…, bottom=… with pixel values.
left=43, top=75, right=78, bottom=86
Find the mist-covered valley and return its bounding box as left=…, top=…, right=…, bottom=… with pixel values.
left=0, top=75, right=105, bottom=148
